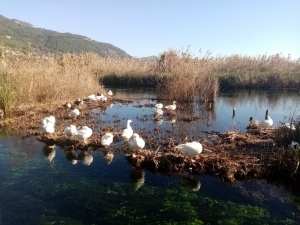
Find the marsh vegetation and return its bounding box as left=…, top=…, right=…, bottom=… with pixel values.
left=1, top=46, right=300, bottom=115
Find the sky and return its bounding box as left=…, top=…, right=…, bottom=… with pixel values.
left=1, top=1, right=299, bottom=59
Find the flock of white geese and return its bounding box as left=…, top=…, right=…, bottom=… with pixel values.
left=41, top=91, right=298, bottom=166
left=41, top=93, right=204, bottom=164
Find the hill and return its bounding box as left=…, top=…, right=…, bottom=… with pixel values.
left=0, top=14, right=131, bottom=58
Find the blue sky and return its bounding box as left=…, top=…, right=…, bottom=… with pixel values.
left=1, top=1, right=299, bottom=58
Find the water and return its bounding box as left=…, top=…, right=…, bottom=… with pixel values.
left=0, top=88, right=299, bottom=224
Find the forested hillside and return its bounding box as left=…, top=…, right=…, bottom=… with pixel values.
left=0, top=15, right=130, bottom=58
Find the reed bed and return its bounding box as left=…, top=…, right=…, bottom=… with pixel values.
left=0, top=49, right=105, bottom=115
left=1, top=45, right=300, bottom=113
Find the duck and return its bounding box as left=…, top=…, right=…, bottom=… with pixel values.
left=107, top=90, right=113, bottom=96
left=76, top=126, right=93, bottom=142
left=155, top=103, right=163, bottom=109
left=129, top=133, right=145, bottom=151
left=64, top=102, right=72, bottom=109
left=175, top=141, right=203, bottom=162
left=164, top=101, right=177, bottom=111
left=41, top=116, right=56, bottom=134
left=64, top=125, right=78, bottom=137
left=258, top=109, right=273, bottom=128
left=101, top=133, right=114, bottom=147
left=74, top=98, right=83, bottom=107
left=69, top=108, right=80, bottom=119
left=121, top=119, right=133, bottom=141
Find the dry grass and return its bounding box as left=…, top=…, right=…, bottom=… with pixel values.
left=0, top=48, right=105, bottom=115
left=1, top=45, right=300, bottom=112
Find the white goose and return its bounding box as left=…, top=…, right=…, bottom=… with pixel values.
left=259, top=109, right=273, bottom=128
left=96, top=93, right=107, bottom=102
left=107, top=90, right=113, bottom=96
left=121, top=119, right=133, bottom=141
left=130, top=133, right=145, bottom=151
left=41, top=116, right=56, bottom=134
left=69, top=108, right=80, bottom=119
left=175, top=141, right=203, bottom=162
left=76, top=126, right=93, bottom=142
left=64, top=125, right=78, bottom=137
left=101, top=133, right=114, bottom=147
left=88, top=94, right=98, bottom=102
left=164, top=101, right=177, bottom=111
left=155, top=103, right=163, bottom=109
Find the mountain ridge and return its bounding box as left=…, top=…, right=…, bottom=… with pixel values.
left=0, top=14, right=131, bottom=58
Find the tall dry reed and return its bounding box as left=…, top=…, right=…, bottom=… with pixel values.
left=1, top=44, right=300, bottom=108
left=154, top=49, right=219, bottom=103
left=0, top=47, right=105, bottom=110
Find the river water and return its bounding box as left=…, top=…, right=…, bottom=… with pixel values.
left=0, top=88, right=299, bottom=224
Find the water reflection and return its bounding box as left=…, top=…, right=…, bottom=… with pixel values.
left=153, top=116, right=163, bottom=125
left=65, top=149, right=78, bottom=165
left=102, top=150, right=114, bottom=165
left=130, top=167, right=145, bottom=190
left=78, top=151, right=94, bottom=166
left=42, top=144, right=56, bottom=164
left=178, top=177, right=201, bottom=192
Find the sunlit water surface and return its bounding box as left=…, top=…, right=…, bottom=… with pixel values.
left=0, top=88, right=299, bottom=224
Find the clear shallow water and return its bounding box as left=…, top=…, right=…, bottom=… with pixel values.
left=0, top=88, right=300, bottom=224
